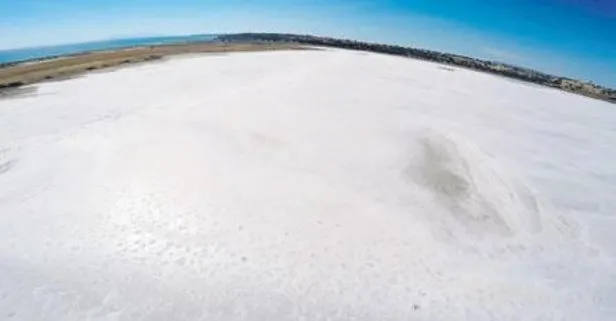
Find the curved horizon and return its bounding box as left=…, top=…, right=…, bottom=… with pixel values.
left=1, top=32, right=615, bottom=91
left=0, top=1, right=614, bottom=87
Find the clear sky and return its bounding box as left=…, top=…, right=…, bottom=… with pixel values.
left=0, top=0, right=614, bottom=87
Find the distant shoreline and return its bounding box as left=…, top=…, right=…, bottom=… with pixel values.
left=0, top=34, right=219, bottom=66
left=1, top=33, right=614, bottom=104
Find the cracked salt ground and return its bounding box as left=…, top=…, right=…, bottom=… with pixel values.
left=0, top=49, right=615, bottom=320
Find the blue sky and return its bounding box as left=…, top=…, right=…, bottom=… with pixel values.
left=0, top=0, right=614, bottom=87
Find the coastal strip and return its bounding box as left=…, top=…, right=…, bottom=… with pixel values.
left=0, top=42, right=306, bottom=96
left=2, top=33, right=614, bottom=104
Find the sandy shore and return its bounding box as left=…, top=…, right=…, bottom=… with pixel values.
left=0, top=42, right=307, bottom=96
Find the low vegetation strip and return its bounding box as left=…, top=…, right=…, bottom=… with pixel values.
left=0, top=42, right=305, bottom=93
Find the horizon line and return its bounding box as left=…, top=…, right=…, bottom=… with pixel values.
left=1, top=31, right=614, bottom=90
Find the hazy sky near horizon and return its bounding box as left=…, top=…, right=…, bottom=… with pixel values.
left=0, top=0, right=614, bottom=86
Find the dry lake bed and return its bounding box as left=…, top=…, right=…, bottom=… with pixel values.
left=0, top=48, right=614, bottom=320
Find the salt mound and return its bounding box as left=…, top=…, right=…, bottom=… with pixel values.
left=407, top=132, right=542, bottom=240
